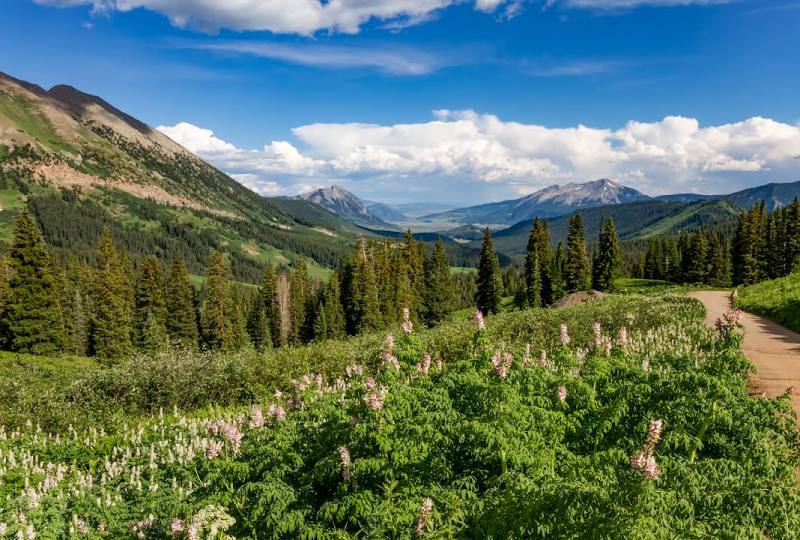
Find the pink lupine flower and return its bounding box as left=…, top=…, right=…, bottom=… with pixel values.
left=365, top=377, right=377, bottom=390
left=268, top=404, right=286, bottom=421
left=436, top=358, right=443, bottom=371
left=364, top=384, right=388, bottom=411
left=522, top=343, right=532, bottom=366
left=338, top=446, right=352, bottom=481
left=273, top=389, right=283, bottom=399
left=491, top=351, right=513, bottom=379
left=416, top=497, right=433, bottom=537
left=346, top=364, right=364, bottom=378
left=593, top=321, right=602, bottom=348
left=382, top=335, right=400, bottom=369
left=630, top=419, right=664, bottom=480
left=539, top=350, right=549, bottom=369
left=558, top=386, right=568, bottom=403
left=206, top=440, right=223, bottom=460
left=402, top=307, right=414, bottom=333
left=315, top=373, right=324, bottom=392
left=617, top=326, right=628, bottom=348
left=602, top=336, right=612, bottom=357
left=416, top=353, right=432, bottom=375
left=474, top=310, right=486, bottom=331
left=170, top=518, right=185, bottom=536
left=560, top=323, right=571, bottom=346
left=716, top=308, right=744, bottom=338
left=222, top=423, right=243, bottom=454
left=187, top=525, right=199, bottom=540
left=249, top=405, right=264, bottom=429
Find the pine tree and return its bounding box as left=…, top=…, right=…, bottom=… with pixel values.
left=64, top=256, right=90, bottom=355
left=785, top=199, right=800, bottom=273
left=323, top=273, right=346, bottom=338
left=0, top=212, right=64, bottom=354
left=688, top=230, right=710, bottom=284
left=524, top=220, right=545, bottom=307
left=248, top=262, right=280, bottom=349
left=165, top=256, right=199, bottom=348
left=202, top=251, right=231, bottom=349
left=91, top=230, right=133, bottom=360
left=550, top=242, right=566, bottom=301
left=592, top=218, right=623, bottom=292
left=475, top=228, right=502, bottom=315
left=564, top=214, right=591, bottom=292
left=133, top=256, right=168, bottom=353
left=423, top=239, right=453, bottom=325
left=706, top=231, right=731, bottom=287
left=246, top=293, right=270, bottom=351
left=288, top=258, right=308, bottom=345
left=225, top=285, right=249, bottom=350
left=351, top=238, right=382, bottom=334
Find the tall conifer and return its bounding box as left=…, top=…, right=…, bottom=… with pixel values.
left=476, top=228, right=502, bottom=315
left=564, top=214, right=591, bottom=292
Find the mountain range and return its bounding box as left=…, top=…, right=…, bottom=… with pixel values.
left=297, top=185, right=398, bottom=229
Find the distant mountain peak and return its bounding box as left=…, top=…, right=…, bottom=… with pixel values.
left=298, top=184, right=400, bottom=229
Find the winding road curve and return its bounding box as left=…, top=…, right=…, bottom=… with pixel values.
left=688, top=291, right=800, bottom=418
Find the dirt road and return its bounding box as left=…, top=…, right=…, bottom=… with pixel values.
left=688, top=291, right=800, bottom=416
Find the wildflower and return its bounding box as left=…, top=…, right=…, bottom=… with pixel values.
left=522, top=343, right=532, bottom=366
left=346, top=364, right=364, bottom=378
left=560, top=323, right=571, bottom=346
left=593, top=321, right=602, bottom=348
left=491, top=351, right=513, bottom=379
left=365, top=377, right=377, bottom=390
left=402, top=307, right=414, bottom=333
left=382, top=335, right=400, bottom=370
left=416, top=497, right=433, bottom=537
left=338, top=446, right=351, bottom=481
left=221, top=423, right=243, bottom=454
left=474, top=310, right=486, bottom=331
left=170, top=518, right=185, bottom=536
left=0, top=524, right=6, bottom=536
left=248, top=405, right=264, bottom=429
left=205, top=440, right=223, bottom=460
left=364, top=384, right=388, bottom=411
left=617, top=326, right=628, bottom=348
left=416, top=353, right=432, bottom=375
left=273, top=389, right=283, bottom=400
left=558, top=386, right=568, bottom=403
left=268, top=404, right=286, bottom=422
left=539, top=350, right=549, bottom=369
left=187, top=525, right=199, bottom=540
left=602, top=336, right=612, bottom=357
left=630, top=419, right=664, bottom=480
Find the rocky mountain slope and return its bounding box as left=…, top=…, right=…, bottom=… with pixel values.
left=298, top=185, right=398, bottom=229
left=424, top=179, right=650, bottom=226
left=0, top=71, right=355, bottom=281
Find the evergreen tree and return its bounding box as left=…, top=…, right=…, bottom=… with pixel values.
left=91, top=230, right=133, bottom=361
left=551, top=242, right=566, bottom=301
left=592, top=218, right=623, bottom=292
left=0, top=212, right=64, bottom=354
left=133, top=256, right=168, bottom=352
left=785, top=199, right=800, bottom=273
left=688, top=230, right=710, bottom=284
left=225, top=286, right=250, bottom=350
left=345, top=237, right=382, bottom=334
left=475, top=228, right=502, bottom=315
left=706, top=231, right=731, bottom=287
left=423, top=239, right=453, bottom=325
left=564, top=214, right=591, bottom=292
left=201, top=251, right=231, bottom=349
left=323, top=273, right=346, bottom=339
left=288, top=258, right=308, bottom=345
left=165, top=256, right=199, bottom=348
left=246, top=293, right=271, bottom=351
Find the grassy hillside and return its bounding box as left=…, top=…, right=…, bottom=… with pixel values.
left=0, top=72, right=357, bottom=282
left=738, top=272, right=800, bottom=333
left=489, top=200, right=739, bottom=257
left=2, top=294, right=799, bottom=536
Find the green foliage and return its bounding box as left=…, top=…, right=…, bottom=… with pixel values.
left=90, top=230, right=134, bottom=360
left=564, top=213, right=591, bottom=292
left=0, top=212, right=65, bottom=354
left=476, top=228, right=502, bottom=315
left=165, top=256, right=199, bottom=348
left=2, top=295, right=799, bottom=537
left=423, top=239, right=453, bottom=325
left=738, top=272, right=800, bottom=333
left=592, top=218, right=623, bottom=292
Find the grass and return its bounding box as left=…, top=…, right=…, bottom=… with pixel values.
left=0, top=93, right=77, bottom=155
left=738, top=272, right=800, bottom=333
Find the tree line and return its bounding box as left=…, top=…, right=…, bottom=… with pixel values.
left=474, top=213, right=623, bottom=314
left=0, top=215, right=468, bottom=360
left=636, top=199, right=800, bottom=287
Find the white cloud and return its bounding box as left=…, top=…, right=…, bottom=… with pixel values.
left=560, top=0, right=728, bottom=8
left=35, top=0, right=524, bottom=34
left=158, top=113, right=800, bottom=200
left=183, top=41, right=451, bottom=75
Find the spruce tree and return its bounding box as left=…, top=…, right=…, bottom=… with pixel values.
left=91, top=230, right=133, bottom=361
left=475, top=228, right=502, bottom=315
left=323, top=273, right=346, bottom=338
left=134, top=256, right=168, bottom=353
left=288, top=258, right=308, bottom=345
left=785, top=199, right=800, bottom=273
left=201, top=251, right=231, bottom=349
left=688, top=230, right=710, bottom=284
left=551, top=242, right=566, bottom=301
left=1, top=212, right=64, bottom=355
left=351, top=238, right=382, bottom=334
left=564, top=214, right=591, bottom=292
left=592, top=218, right=623, bottom=292
left=524, top=220, right=544, bottom=307
left=225, top=286, right=249, bottom=350
left=246, top=293, right=270, bottom=351
left=165, top=256, right=199, bottom=348
left=423, top=239, right=453, bottom=325
left=706, top=231, right=731, bottom=287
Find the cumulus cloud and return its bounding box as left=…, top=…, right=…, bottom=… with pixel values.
left=158, top=112, right=800, bottom=200
left=34, top=0, right=525, bottom=34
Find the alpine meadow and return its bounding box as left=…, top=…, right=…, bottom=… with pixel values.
left=2, top=0, right=800, bottom=538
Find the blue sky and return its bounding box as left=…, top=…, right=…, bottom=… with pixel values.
left=2, top=0, right=799, bottom=205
